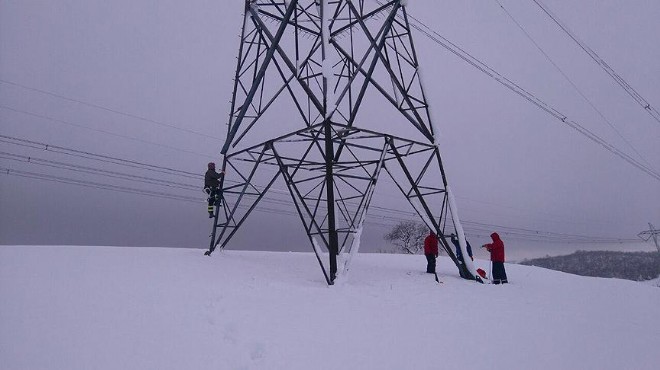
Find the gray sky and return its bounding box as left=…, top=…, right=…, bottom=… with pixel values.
left=1, top=0, right=659, bottom=260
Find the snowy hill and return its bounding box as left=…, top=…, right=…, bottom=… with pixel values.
left=1, top=246, right=659, bottom=370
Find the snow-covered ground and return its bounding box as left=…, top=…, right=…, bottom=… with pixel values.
left=646, top=276, right=660, bottom=288
left=1, top=246, right=659, bottom=370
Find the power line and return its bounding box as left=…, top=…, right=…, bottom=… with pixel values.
left=0, top=167, right=303, bottom=219
left=0, top=135, right=295, bottom=202
left=0, top=167, right=201, bottom=203
left=0, top=134, right=641, bottom=244
left=531, top=0, right=660, bottom=126
left=493, top=0, right=654, bottom=170
left=0, top=151, right=200, bottom=191
left=4, top=6, right=657, bottom=180
left=452, top=194, right=631, bottom=229
left=341, top=198, right=637, bottom=243
left=0, top=135, right=295, bottom=204
left=381, top=1, right=660, bottom=182
left=0, top=134, right=203, bottom=179
left=0, top=5, right=645, bottom=244
left=3, top=6, right=656, bottom=181
left=0, top=79, right=226, bottom=140
left=637, top=223, right=659, bottom=252
left=0, top=105, right=217, bottom=160
left=462, top=220, right=637, bottom=243
left=0, top=162, right=637, bottom=244
left=367, top=206, right=636, bottom=243
left=0, top=123, right=641, bottom=242
left=6, top=133, right=588, bottom=231
left=366, top=213, right=637, bottom=243
left=0, top=148, right=301, bottom=210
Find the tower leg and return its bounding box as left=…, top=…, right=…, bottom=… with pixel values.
left=324, top=120, right=338, bottom=283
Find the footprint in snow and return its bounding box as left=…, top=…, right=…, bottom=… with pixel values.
left=250, top=343, right=266, bottom=360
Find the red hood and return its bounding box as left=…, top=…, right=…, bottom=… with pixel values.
left=490, top=232, right=501, bottom=242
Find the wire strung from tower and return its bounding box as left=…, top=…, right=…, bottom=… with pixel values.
left=531, top=0, right=660, bottom=126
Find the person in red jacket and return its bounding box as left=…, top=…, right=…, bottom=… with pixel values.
left=424, top=231, right=439, bottom=274
left=482, top=232, right=508, bottom=284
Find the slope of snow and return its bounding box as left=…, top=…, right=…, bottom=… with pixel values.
left=646, top=276, right=660, bottom=287
left=1, top=246, right=659, bottom=370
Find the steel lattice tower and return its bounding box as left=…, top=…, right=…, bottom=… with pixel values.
left=206, top=0, right=479, bottom=285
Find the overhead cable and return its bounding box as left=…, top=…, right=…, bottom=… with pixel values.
left=374, top=0, right=660, bottom=182
left=0, top=151, right=199, bottom=191
left=0, top=163, right=636, bottom=244
left=0, top=79, right=225, bottom=140
left=0, top=105, right=217, bottom=160
left=0, top=167, right=304, bottom=219
left=531, top=0, right=660, bottom=126
left=0, top=134, right=203, bottom=179
left=493, top=0, right=654, bottom=170
left=0, top=167, right=200, bottom=203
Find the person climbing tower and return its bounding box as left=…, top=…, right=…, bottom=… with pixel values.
left=204, top=162, right=224, bottom=218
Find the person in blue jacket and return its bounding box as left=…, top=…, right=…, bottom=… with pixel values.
left=450, top=234, right=473, bottom=279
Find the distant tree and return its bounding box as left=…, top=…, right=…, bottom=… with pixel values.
left=374, top=247, right=397, bottom=254
left=520, top=250, right=660, bottom=281
left=384, top=221, right=429, bottom=254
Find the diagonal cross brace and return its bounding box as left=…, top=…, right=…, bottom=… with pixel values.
left=223, top=0, right=299, bottom=154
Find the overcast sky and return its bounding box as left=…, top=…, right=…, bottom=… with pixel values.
left=1, top=0, right=658, bottom=260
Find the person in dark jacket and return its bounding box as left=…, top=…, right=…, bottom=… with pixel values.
left=423, top=231, right=439, bottom=274
left=482, top=232, right=508, bottom=284
left=450, top=234, right=473, bottom=279
left=205, top=162, right=224, bottom=218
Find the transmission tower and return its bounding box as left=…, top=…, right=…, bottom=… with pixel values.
left=205, top=0, right=478, bottom=285
left=639, top=223, right=660, bottom=253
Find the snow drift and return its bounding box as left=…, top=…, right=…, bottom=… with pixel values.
left=1, top=246, right=659, bottom=370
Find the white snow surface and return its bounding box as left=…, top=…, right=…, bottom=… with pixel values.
left=1, top=246, right=659, bottom=370
left=646, top=276, right=660, bottom=288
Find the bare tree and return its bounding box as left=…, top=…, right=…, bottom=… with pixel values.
left=384, top=221, right=429, bottom=254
